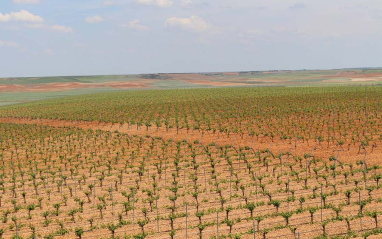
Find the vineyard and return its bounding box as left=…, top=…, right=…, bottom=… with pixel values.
left=0, top=86, right=382, bottom=239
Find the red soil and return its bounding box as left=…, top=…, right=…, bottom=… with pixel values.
left=0, top=81, right=153, bottom=93
left=1, top=117, right=380, bottom=166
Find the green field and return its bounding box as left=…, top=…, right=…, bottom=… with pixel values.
left=1, top=84, right=382, bottom=239
left=1, top=68, right=382, bottom=106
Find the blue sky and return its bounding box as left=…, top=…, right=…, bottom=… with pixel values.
left=1, top=0, right=382, bottom=77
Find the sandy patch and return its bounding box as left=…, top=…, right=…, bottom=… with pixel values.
left=350, top=77, right=382, bottom=82
left=321, top=79, right=350, bottom=83
left=180, top=80, right=249, bottom=86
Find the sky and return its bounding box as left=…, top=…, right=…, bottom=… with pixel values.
left=0, top=0, right=382, bottom=77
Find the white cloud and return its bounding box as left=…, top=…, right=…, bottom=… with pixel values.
left=0, top=10, right=44, bottom=22
left=136, top=0, right=173, bottom=8
left=85, top=16, right=104, bottom=24
left=26, top=23, right=73, bottom=33
left=165, top=16, right=210, bottom=33
left=127, top=20, right=150, bottom=31
left=0, top=41, right=19, bottom=48
left=13, top=0, right=40, bottom=4
left=51, top=25, right=73, bottom=33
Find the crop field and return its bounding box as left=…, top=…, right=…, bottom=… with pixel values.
left=0, top=86, right=382, bottom=239
left=1, top=68, right=382, bottom=106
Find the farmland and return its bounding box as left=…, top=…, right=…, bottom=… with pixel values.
left=0, top=85, right=382, bottom=239
left=1, top=68, right=382, bottom=106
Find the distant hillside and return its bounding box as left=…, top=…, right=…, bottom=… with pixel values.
left=1, top=68, right=382, bottom=105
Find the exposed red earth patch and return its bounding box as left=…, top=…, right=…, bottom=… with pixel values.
left=0, top=81, right=154, bottom=92
left=1, top=117, right=380, bottom=166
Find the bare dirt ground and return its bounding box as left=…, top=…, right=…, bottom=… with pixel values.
left=178, top=80, right=249, bottom=87
left=351, top=77, right=382, bottom=82
left=1, top=116, right=382, bottom=239
left=1, top=119, right=381, bottom=239
left=175, top=71, right=382, bottom=87
left=1, top=116, right=380, bottom=166
left=2, top=70, right=382, bottom=94
left=0, top=81, right=154, bottom=92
